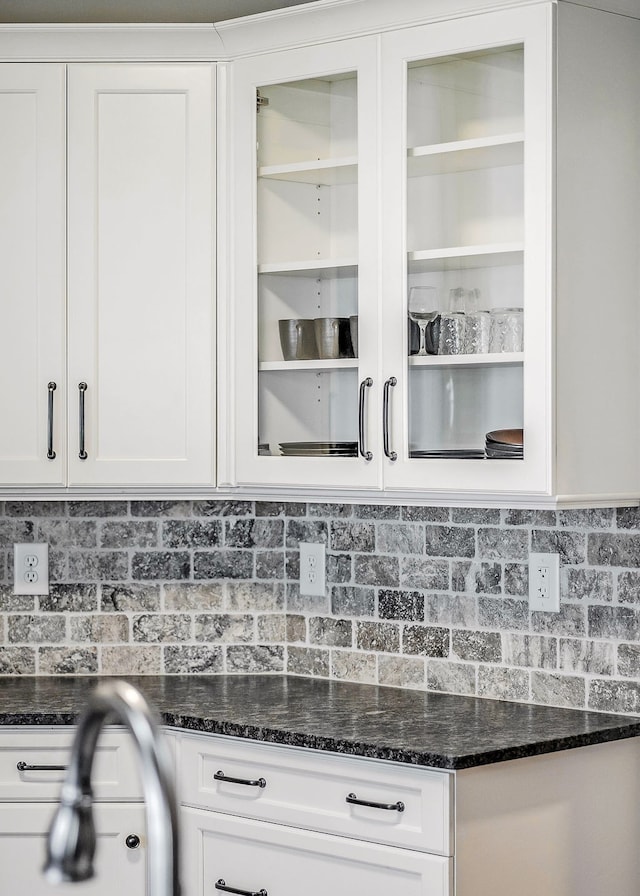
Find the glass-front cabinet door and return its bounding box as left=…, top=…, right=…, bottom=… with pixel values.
left=230, top=5, right=553, bottom=497
left=381, top=5, right=552, bottom=495
left=230, top=39, right=381, bottom=489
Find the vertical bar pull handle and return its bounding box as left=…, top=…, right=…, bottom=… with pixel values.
left=78, top=382, right=88, bottom=460
left=47, top=382, right=57, bottom=460
left=358, top=378, right=373, bottom=461
left=383, top=377, right=397, bottom=461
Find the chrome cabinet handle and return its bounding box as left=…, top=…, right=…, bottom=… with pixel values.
left=215, top=879, right=267, bottom=896
left=214, top=770, right=266, bottom=788
left=358, top=377, right=373, bottom=461
left=78, top=382, right=88, bottom=459
left=382, top=377, right=397, bottom=461
left=346, top=792, right=405, bottom=812
left=125, top=834, right=141, bottom=849
left=47, top=382, right=57, bottom=460
left=17, top=761, right=68, bottom=772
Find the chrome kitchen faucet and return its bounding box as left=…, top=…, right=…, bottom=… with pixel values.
left=44, top=680, right=180, bottom=896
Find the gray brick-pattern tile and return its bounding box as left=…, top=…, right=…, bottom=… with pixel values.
left=1, top=498, right=640, bottom=716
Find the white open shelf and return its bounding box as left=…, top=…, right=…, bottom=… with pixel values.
left=409, top=352, right=523, bottom=368
left=258, top=258, right=358, bottom=276
left=258, top=156, right=358, bottom=185
left=260, top=359, right=359, bottom=372
left=408, top=243, right=524, bottom=272
left=408, top=133, right=524, bottom=177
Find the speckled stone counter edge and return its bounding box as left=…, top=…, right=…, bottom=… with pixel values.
left=1, top=675, right=639, bottom=770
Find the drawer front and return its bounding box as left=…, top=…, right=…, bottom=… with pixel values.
left=177, top=732, right=452, bottom=855
left=182, top=806, right=452, bottom=896
left=0, top=727, right=143, bottom=801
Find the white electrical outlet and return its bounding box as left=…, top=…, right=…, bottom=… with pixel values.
left=299, top=542, right=326, bottom=597
left=14, top=543, right=49, bottom=595
left=529, top=552, right=560, bottom=612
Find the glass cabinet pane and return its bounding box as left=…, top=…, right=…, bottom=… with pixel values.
left=256, top=73, right=360, bottom=459
left=405, top=46, right=525, bottom=461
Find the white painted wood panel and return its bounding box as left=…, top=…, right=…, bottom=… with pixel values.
left=182, top=806, right=452, bottom=896
left=0, top=64, right=65, bottom=485
left=178, top=732, right=452, bottom=856
left=0, top=727, right=143, bottom=801
left=67, top=64, right=215, bottom=486
left=456, top=739, right=640, bottom=896
left=0, top=802, right=146, bottom=895
left=554, top=3, right=640, bottom=501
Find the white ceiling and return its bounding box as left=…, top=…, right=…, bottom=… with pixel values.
left=0, top=0, right=320, bottom=24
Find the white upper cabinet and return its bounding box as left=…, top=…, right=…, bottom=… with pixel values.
left=380, top=6, right=549, bottom=497
left=229, top=39, right=381, bottom=490
left=0, top=64, right=66, bottom=486
left=226, top=1, right=640, bottom=506
left=67, top=64, right=215, bottom=487
left=0, top=61, right=215, bottom=490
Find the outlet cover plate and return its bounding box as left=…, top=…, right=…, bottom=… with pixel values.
left=529, top=551, right=560, bottom=613
left=14, top=543, right=49, bottom=595
left=299, top=542, right=326, bottom=597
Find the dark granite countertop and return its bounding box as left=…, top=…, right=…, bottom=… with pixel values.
left=0, top=674, right=639, bottom=770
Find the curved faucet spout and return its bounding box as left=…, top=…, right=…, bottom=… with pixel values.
left=44, top=680, right=180, bottom=896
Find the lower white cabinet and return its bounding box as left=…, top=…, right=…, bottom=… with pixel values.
left=175, top=730, right=640, bottom=896
left=0, top=726, right=146, bottom=896
left=0, top=802, right=147, bottom=896
left=177, top=731, right=453, bottom=896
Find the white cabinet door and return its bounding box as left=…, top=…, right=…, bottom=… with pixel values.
left=228, top=8, right=552, bottom=497
left=67, top=64, right=215, bottom=487
left=228, top=38, right=382, bottom=490
left=181, top=807, right=452, bottom=896
left=0, top=64, right=66, bottom=485
left=380, top=5, right=552, bottom=496
left=0, top=802, right=146, bottom=895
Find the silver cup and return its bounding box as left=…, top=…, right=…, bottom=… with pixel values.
left=349, top=315, right=358, bottom=357
left=278, top=319, right=317, bottom=361
left=314, top=318, right=354, bottom=359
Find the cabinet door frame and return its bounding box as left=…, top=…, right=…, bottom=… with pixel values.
left=67, top=63, right=215, bottom=487
left=0, top=63, right=66, bottom=486
left=380, top=4, right=554, bottom=496
left=226, top=37, right=384, bottom=491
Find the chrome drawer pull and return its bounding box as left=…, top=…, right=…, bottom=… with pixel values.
left=78, top=382, right=88, bottom=459
left=358, top=377, right=373, bottom=461
left=346, top=792, right=405, bottom=812
left=17, top=761, right=68, bottom=772
left=215, top=878, right=267, bottom=896
left=214, top=770, right=266, bottom=788
left=382, top=376, right=397, bottom=461
left=47, top=381, right=57, bottom=460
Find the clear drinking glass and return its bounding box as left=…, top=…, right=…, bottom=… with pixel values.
left=408, top=286, right=439, bottom=356
left=489, top=307, right=524, bottom=353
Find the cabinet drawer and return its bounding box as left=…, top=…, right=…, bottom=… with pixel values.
left=182, top=806, right=452, bottom=896
left=0, top=727, right=143, bottom=801
left=177, top=732, right=453, bottom=856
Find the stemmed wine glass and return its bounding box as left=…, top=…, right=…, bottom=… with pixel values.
left=408, top=286, right=439, bottom=356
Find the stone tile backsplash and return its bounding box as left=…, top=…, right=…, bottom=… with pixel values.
left=1, top=499, right=640, bottom=715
